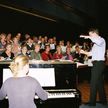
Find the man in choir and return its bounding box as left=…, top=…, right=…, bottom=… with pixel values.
left=59, top=40, right=66, bottom=54
left=49, top=38, right=56, bottom=54
left=26, top=37, right=34, bottom=53
left=40, top=38, right=45, bottom=53
left=80, top=28, right=107, bottom=106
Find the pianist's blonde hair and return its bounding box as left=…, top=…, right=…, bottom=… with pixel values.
left=9, top=55, right=29, bottom=77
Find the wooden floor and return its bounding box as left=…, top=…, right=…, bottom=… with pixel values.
left=78, top=81, right=108, bottom=104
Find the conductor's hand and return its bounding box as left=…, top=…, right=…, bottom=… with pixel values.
left=80, top=35, right=90, bottom=39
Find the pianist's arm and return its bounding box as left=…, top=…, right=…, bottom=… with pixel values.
left=35, top=80, right=48, bottom=100
left=0, top=83, right=7, bottom=100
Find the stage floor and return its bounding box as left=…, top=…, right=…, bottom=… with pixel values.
left=78, top=81, right=108, bottom=104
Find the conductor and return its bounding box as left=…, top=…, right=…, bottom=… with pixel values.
left=80, top=28, right=107, bottom=106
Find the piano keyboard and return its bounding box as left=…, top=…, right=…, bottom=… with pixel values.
left=35, top=89, right=76, bottom=99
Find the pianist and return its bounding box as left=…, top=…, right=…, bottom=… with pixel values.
left=0, top=55, right=48, bottom=108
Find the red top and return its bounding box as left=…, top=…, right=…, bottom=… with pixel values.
left=53, top=53, right=63, bottom=59
left=41, top=51, right=53, bottom=61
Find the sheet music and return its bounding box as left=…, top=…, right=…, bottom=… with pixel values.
left=3, top=68, right=56, bottom=87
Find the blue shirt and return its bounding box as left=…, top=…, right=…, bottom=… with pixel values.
left=89, top=36, right=106, bottom=61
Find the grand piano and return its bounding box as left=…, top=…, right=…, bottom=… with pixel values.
left=0, top=60, right=81, bottom=108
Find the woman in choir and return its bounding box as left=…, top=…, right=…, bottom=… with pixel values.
left=66, top=41, right=71, bottom=48
left=30, top=44, right=42, bottom=60
left=0, top=43, right=14, bottom=60
left=53, top=45, right=63, bottom=59
left=0, top=55, right=48, bottom=108
left=41, top=44, right=53, bottom=61
left=0, top=33, right=7, bottom=55
left=6, top=33, right=13, bottom=44
left=19, top=45, right=30, bottom=57
left=63, top=47, right=73, bottom=61
left=12, top=37, right=21, bottom=56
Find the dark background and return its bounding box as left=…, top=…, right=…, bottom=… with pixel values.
left=0, top=0, right=108, bottom=46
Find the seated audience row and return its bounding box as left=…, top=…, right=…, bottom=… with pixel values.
left=0, top=32, right=94, bottom=63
